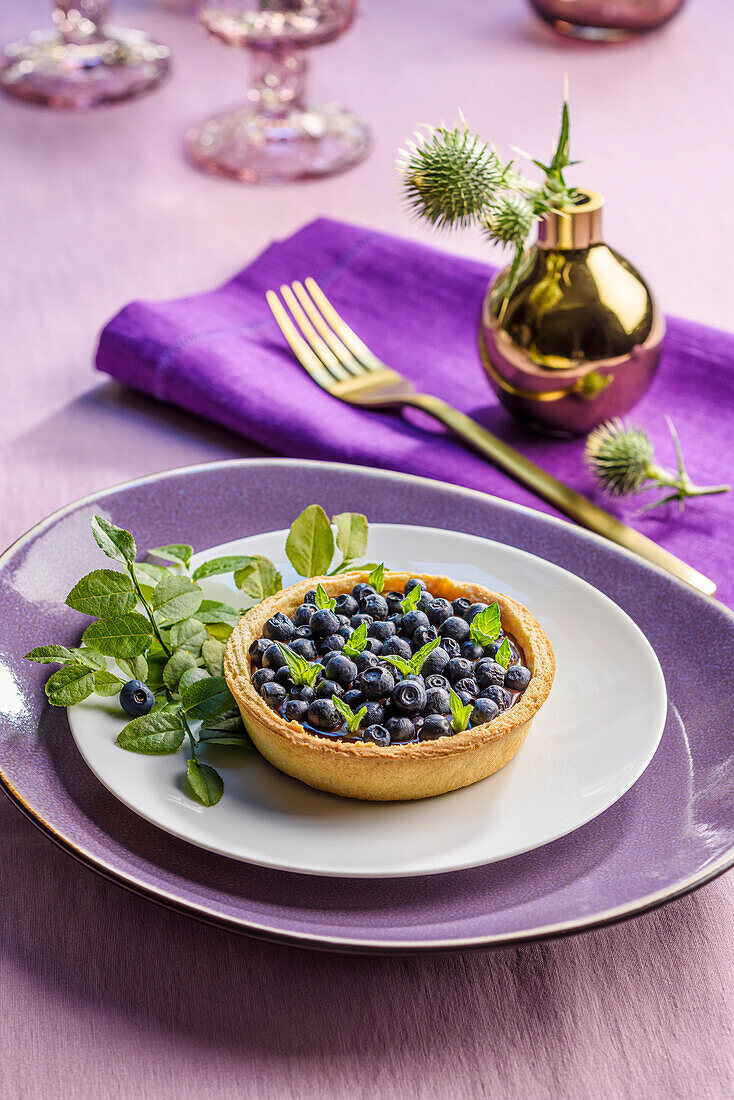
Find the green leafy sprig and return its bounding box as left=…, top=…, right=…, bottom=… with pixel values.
left=469, top=602, right=501, bottom=647
left=332, top=696, right=368, bottom=733
left=382, top=637, right=442, bottom=678
left=449, top=688, right=473, bottom=734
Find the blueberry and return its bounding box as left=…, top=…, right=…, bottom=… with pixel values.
left=119, top=680, right=154, bottom=717
left=325, top=654, right=358, bottom=688
left=386, top=716, right=416, bottom=742
left=403, top=578, right=427, bottom=595
left=471, top=698, right=500, bottom=725
left=426, top=597, right=453, bottom=626
left=505, top=664, right=532, bottom=692
left=361, top=594, right=389, bottom=621
left=363, top=637, right=383, bottom=655
left=425, top=673, right=450, bottom=692
left=480, top=685, right=509, bottom=709
left=416, top=594, right=433, bottom=615
left=284, top=699, right=308, bottom=724
left=262, top=643, right=287, bottom=671
left=289, top=684, right=315, bottom=703
left=360, top=666, right=394, bottom=700
left=465, top=602, right=488, bottom=624
left=369, top=619, right=396, bottom=642
left=483, top=638, right=504, bottom=660
left=294, top=603, right=315, bottom=627
left=391, top=679, right=427, bottom=715
left=263, top=612, right=295, bottom=643
left=446, top=657, right=473, bottom=684
left=303, top=589, right=317, bottom=604
left=461, top=641, right=484, bottom=662
left=334, top=593, right=358, bottom=618
left=248, top=638, right=270, bottom=667
left=261, top=681, right=286, bottom=708
left=307, top=699, right=342, bottom=731
left=351, top=613, right=374, bottom=630
left=342, top=688, right=364, bottom=709
left=454, top=677, right=479, bottom=698
left=440, top=616, right=471, bottom=644
left=253, top=667, right=276, bottom=690
left=294, top=625, right=313, bottom=639
left=322, top=633, right=345, bottom=653
left=475, top=658, right=506, bottom=690
left=442, top=637, right=461, bottom=659
left=319, top=650, right=342, bottom=667
left=456, top=690, right=474, bottom=707
left=421, top=646, right=450, bottom=676
left=402, top=610, right=430, bottom=637
left=382, top=635, right=413, bottom=660
left=355, top=651, right=380, bottom=675
left=352, top=583, right=376, bottom=601
left=311, top=609, right=340, bottom=637
left=452, top=597, right=472, bottom=618
left=386, top=613, right=403, bottom=630
left=361, top=701, right=385, bottom=726
left=420, top=714, right=452, bottom=740
left=274, top=666, right=296, bottom=691
left=405, top=672, right=425, bottom=688
left=424, top=687, right=451, bottom=715
left=363, top=723, right=391, bottom=747
left=411, top=626, right=439, bottom=651
left=315, top=678, right=344, bottom=700
left=290, top=637, right=317, bottom=662
left=385, top=591, right=404, bottom=615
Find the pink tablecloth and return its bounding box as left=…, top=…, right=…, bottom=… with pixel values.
left=2, top=1, right=733, bottom=1097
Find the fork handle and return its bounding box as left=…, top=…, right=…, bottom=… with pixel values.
left=406, top=393, right=716, bottom=597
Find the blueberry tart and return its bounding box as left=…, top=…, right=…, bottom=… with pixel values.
left=224, top=571, right=554, bottom=801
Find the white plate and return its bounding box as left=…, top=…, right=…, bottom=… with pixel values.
left=68, top=524, right=667, bottom=878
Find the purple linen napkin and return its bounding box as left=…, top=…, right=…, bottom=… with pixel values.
left=96, top=217, right=734, bottom=607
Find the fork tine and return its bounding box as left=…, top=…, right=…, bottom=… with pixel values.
left=304, top=278, right=384, bottom=371
left=291, top=281, right=363, bottom=377
left=266, top=290, right=337, bottom=392
left=279, top=285, right=353, bottom=383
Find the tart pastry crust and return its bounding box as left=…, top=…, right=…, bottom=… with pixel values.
left=225, top=571, right=555, bottom=801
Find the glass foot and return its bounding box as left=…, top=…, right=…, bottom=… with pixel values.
left=185, top=103, right=372, bottom=183
left=0, top=27, right=171, bottom=109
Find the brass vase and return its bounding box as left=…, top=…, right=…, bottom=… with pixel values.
left=479, top=189, right=664, bottom=436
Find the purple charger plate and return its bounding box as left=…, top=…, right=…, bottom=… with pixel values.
left=1, top=459, right=732, bottom=953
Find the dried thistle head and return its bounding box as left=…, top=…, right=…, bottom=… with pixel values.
left=584, top=419, right=654, bottom=495
left=397, top=125, right=506, bottom=230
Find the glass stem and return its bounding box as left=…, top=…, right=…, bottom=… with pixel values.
left=249, top=47, right=307, bottom=118
left=52, top=0, right=111, bottom=45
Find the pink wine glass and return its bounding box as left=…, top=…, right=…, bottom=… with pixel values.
left=185, top=0, right=371, bottom=183
left=0, top=1, right=171, bottom=109
left=528, top=0, right=686, bottom=40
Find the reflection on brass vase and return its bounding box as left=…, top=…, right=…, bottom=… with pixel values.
left=528, top=0, right=686, bottom=40
left=479, top=190, right=664, bottom=437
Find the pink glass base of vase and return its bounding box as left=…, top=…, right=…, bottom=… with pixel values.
left=528, top=0, right=686, bottom=40
left=184, top=103, right=371, bottom=184
left=0, top=27, right=170, bottom=109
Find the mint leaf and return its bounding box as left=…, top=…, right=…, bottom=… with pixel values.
left=332, top=696, right=367, bottom=733
left=91, top=515, right=136, bottom=564
left=410, top=636, right=441, bottom=673
left=82, top=613, right=154, bottom=658
left=381, top=655, right=414, bottom=677
left=275, top=642, right=321, bottom=687
left=234, top=556, right=283, bottom=601
left=192, top=556, right=254, bottom=583
left=45, top=663, right=95, bottom=706
left=449, top=687, right=473, bottom=733
left=149, top=544, right=193, bottom=567
left=285, top=504, right=334, bottom=577
left=314, top=583, right=336, bottom=611
left=150, top=575, right=203, bottom=625
left=93, top=669, right=124, bottom=697
left=66, top=569, right=136, bottom=618
left=194, top=600, right=241, bottom=625
left=469, top=602, right=501, bottom=646
left=117, top=710, right=186, bottom=754
left=400, top=585, right=421, bottom=614
left=169, top=618, right=208, bottom=654
left=187, top=759, right=224, bottom=806
left=163, top=647, right=197, bottom=692
left=342, top=622, right=367, bottom=658
left=332, top=512, right=368, bottom=562
left=368, top=563, right=386, bottom=592
left=25, top=644, right=76, bottom=665
left=495, top=638, right=512, bottom=670
left=181, top=676, right=236, bottom=722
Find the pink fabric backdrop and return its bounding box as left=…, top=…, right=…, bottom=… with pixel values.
left=1, top=1, right=732, bottom=1096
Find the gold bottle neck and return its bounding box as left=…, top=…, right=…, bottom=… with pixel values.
left=537, top=189, right=604, bottom=250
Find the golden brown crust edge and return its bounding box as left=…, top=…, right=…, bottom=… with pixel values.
left=224, top=571, right=555, bottom=801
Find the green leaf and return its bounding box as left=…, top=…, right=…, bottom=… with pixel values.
left=410, top=636, right=441, bottom=673
left=163, top=647, right=197, bottom=692
left=25, top=644, right=76, bottom=665
left=91, top=515, right=136, bottom=564
left=133, top=561, right=171, bottom=585
left=169, top=618, right=208, bottom=653
left=71, top=648, right=107, bottom=670
left=332, top=696, right=368, bottom=733
left=118, top=655, right=148, bottom=681
left=145, top=653, right=167, bottom=692
left=400, top=585, right=421, bottom=614
left=93, top=669, right=124, bottom=697
left=178, top=666, right=210, bottom=695
left=66, top=569, right=136, bottom=618
left=198, top=734, right=250, bottom=748
left=192, top=556, right=254, bottom=583
left=314, top=583, right=336, bottom=611
left=82, top=613, right=154, bottom=658
left=150, top=575, right=203, bottom=625
left=117, top=710, right=186, bottom=755
left=469, top=602, right=501, bottom=647
left=495, top=638, right=512, bottom=670
left=275, top=642, right=322, bottom=687
left=342, top=622, right=367, bottom=658
left=187, top=759, right=224, bottom=806
left=202, top=638, right=226, bottom=677
left=181, top=676, right=236, bottom=722
left=234, top=556, right=283, bottom=601
left=332, top=512, right=368, bottom=562
left=45, top=663, right=95, bottom=707
left=206, top=623, right=233, bottom=643
left=149, top=544, right=193, bottom=567
left=199, top=712, right=245, bottom=735
left=449, top=687, right=473, bottom=733
left=368, top=563, right=386, bottom=592
left=194, top=600, right=241, bottom=625
left=381, top=655, right=414, bottom=677
left=285, top=504, right=334, bottom=577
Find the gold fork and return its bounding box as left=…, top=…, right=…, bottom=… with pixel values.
left=266, top=277, right=716, bottom=597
